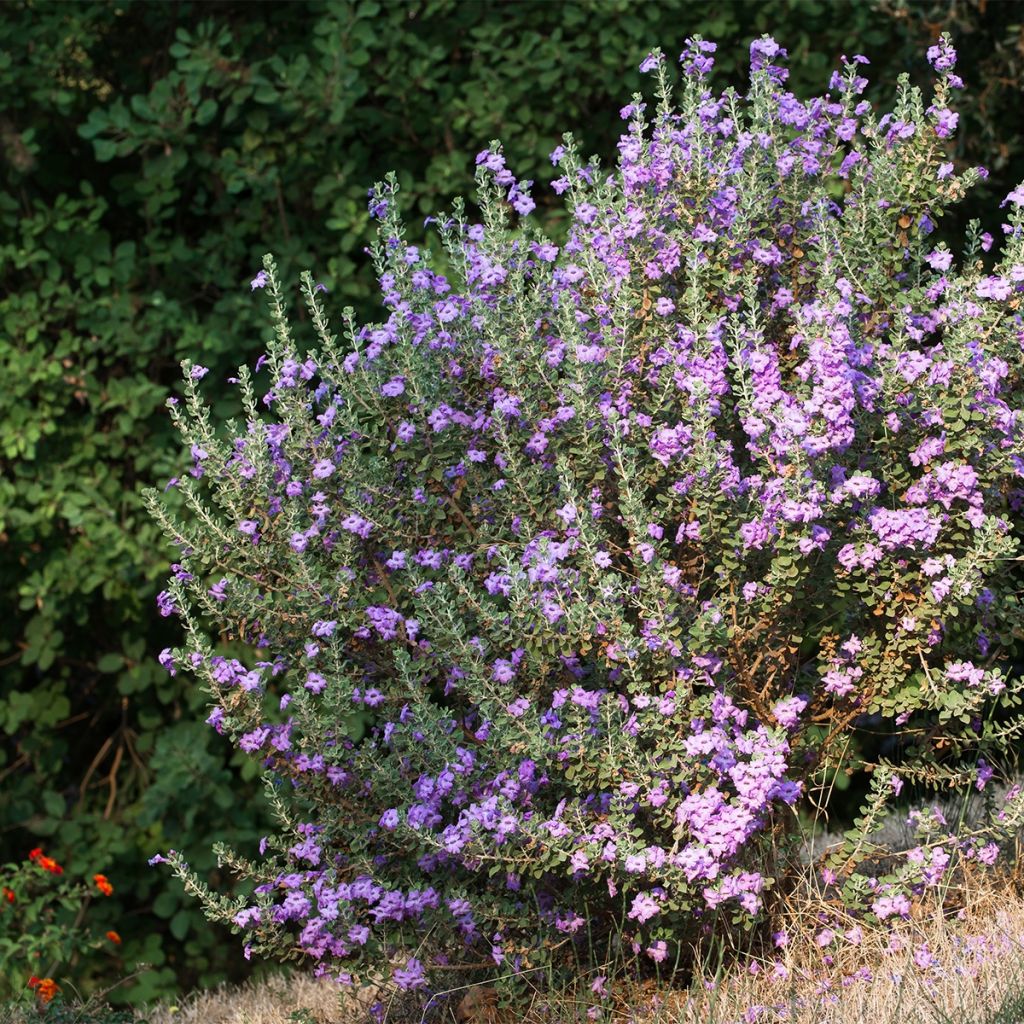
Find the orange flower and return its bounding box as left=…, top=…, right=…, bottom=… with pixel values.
left=2, top=886, right=14, bottom=903
left=93, top=873, right=113, bottom=896
left=28, top=848, right=62, bottom=875
left=106, top=929, right=122, bottom=944
left=28, top=976, right=59, bottom=1002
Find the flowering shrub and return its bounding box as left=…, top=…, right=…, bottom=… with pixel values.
left=147, top=33, right=1024, bottom=998
left=0, top=849, right=119, bottom=1001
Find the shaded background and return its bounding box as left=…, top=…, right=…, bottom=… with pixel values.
left=1, top=0, right=1022, bottom=1004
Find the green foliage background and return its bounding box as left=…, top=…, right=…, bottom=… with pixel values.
left=1, top=0, right=1020, bottom=1003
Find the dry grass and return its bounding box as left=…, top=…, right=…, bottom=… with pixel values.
left=138, top=971, right=376, bottom=1024
left=519, top=874, right=1024, bottom=1024
left=612, top=886, right=1024, bottom=1023
left=131, top=874, right=1024, bottom=1024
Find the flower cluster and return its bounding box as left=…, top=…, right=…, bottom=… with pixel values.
left=27, top=976, right=59, bottom=1003
left=148, top=31, right=1024, bottom=1003
left=29, top=848, right=63, bottom=876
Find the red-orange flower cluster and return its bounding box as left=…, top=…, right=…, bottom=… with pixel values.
left=28, top=848, right=63, bottom=875
left=28, top=976, right=59, bottom=1002
left=93, top=873, right=113, bottom=896
left=106, top=929, right=122, bottom=944
left=1, top=886, right=14, bottom=903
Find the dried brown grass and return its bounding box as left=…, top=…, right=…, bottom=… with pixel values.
left=139, top=971, right=375, bottom=1024
left=516, top=869, right=1024, bottom=1024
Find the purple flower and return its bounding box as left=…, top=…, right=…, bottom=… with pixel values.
left=680, top=37, right=716, bottom=76
left=978, top=842, right=999, bottom=866
left=492, top=659, right=515, bottom=683
left=366, top=606, right=403, bottom=640
left=510, top=185, right=535, bottom=216
left=823, top=667, right=860, bottom=697
left=773, top=695, right=807, bottom=729
left=977, top=276, right=1012, bottom=300
left=305, top=672, right=327, bottom=694
left=1002, top=184, right=1024, bottom=207
left=867, top=507, right=941, bottom=549
left=507, top=696, right=530, bottom=718
left=250, top=270, right=269, bottom=290
left=740, top=520, right=770, bottom=550
left=872, top=893, right=911, bottom=920
left=627, top=892, right=660, bottom=923
left=239, top=727, right=270, bottom=752
left=233, top=906, right=262, bottom=928
left=341, top=514, right=374, bottom=539
left=926, top=38, right=956, bottom=72
left=639, top=51, right=662, bottom=73
left=650, top=422, right=692, bottom=466
left=555, top=502, right=576, bottom=524
left=624, top=853, right=647, bottom=874
left=646, top=941, right=669, bottom=963
left=750, top=35, right=788, bottom=82
left=393, top=958, right=426, bottom=991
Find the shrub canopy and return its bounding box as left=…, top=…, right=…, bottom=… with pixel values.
left=150, top=33, right=1024, bottom=998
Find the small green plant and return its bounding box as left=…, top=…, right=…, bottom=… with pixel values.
left=979, top=978, right=1024, bottom=1024
left=286, top=1009, right=320, bottom=1024
left=0, top=848, right=121, bottom=1004
left=0, top=1000, right=140, bottom=1024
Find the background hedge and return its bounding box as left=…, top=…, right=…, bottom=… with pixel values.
left=2, top=0, right=1021, bottom=1004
